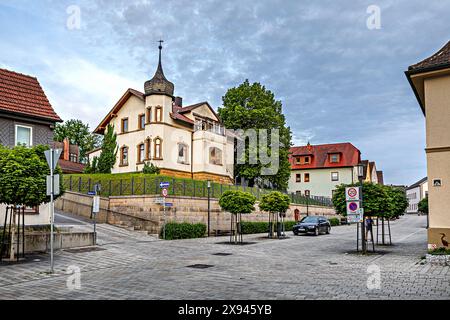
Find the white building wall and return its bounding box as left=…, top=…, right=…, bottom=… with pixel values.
left=0, top=203, right=50, bottom=226
left=288, top=167, right=356, bottom=198
left=406, top=186, right=421, bottom=213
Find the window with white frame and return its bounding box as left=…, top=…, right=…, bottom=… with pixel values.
left=331, top=172, right=339, bottom=181
left=15, top=125, right=32, bottom=147
left=209, top=147, right=222, bottom=165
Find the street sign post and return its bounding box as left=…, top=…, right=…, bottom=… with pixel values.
left=44, top=148, right=62, bottom=273
left=92, top=195, right=100, bottom=245
left=161, top=187, right=169, bottom=239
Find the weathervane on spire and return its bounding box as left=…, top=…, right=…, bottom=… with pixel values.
left=158, top=39, right=164, bottom=50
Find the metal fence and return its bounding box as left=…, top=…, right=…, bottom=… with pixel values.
left=62, top=175, right=333, bottom=207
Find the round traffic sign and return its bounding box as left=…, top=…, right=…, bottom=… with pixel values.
left=348, top=202, right=358, bottom=212
left=347, top=187, right=357, bottom=198
left=162, top=188, right=168, bottom=197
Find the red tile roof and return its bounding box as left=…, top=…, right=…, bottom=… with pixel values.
left=408, top=41, right=450, bottom=72
left=58, top=159, right=85, bottom=174
left=289, top=143, right=360, bottom=170
left=0, top=68, right=62, bottom=122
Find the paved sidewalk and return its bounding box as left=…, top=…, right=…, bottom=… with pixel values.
left=0, top=214, right=448, bottom=300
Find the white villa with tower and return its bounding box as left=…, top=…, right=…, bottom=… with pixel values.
left=89, top=43, right=234, bottom=184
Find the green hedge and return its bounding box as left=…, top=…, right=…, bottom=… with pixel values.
left=161, top=222, right=206, bottom=240
left=240, top=221, right=297, bottom=234
left=328, top=217, right=340, bottom=226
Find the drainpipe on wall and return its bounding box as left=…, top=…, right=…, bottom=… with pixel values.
left=191, top=130, right=194, bottom=179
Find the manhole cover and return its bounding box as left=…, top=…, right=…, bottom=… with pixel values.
left=186, top=264, right=214, bottom=269
left=215, top=241, right=257, bottom=246
left=212, top=252, right=232, bottom=256
left=64, top=247, right=106, bottom=253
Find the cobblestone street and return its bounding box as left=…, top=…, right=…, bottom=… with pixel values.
left=0, top=214, right=448, bottom=300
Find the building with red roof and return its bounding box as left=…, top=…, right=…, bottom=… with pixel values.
left=288, top=142, right=361, bottom=198
left=0, top=68, right=62, bottom=148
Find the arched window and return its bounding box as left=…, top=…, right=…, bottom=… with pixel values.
left=177, top=143, right=189, bottom=164
left=120, top=146, right=129, bottom=166
left=155, top=106, right=162, bottom=122
left=154, top=137, right=162, bottom=159
left=137, top=143, right=145, bottom=163
left=146, top=107, right=152, bottom=123
left=145, top=138, right=151, bottom=160
left=209, top=147, right=222, bottom=165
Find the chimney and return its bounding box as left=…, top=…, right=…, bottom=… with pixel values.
left=174, top=96, right=183, bottom=107
left=63, top=138, right=70, bottom=161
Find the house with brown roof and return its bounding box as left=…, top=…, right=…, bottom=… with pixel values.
left=0, top=68, right=62, bottom=225
left=360, top=160, right=383, bottom=185
left=405, top=40, right=450, bottom=249
left=89, top=44, right=234, bottom=183
left=0, top=68, right=62, bottom=148
left=53, top=138, right=86, bottom=174
left=288, top=142, right=361, bottom=198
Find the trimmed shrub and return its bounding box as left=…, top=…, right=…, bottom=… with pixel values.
left=161, top=222, right=206, bottom=240
left=328, top=217, right=340, bottom=226
left=240, top=221, right=297, bottom=234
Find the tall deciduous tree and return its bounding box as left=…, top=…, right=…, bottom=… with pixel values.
left=96, top=124, right=118, bottom=174
left=218, top=80, right=292, bottom=190
left=54, top=119, right=102, bottom=163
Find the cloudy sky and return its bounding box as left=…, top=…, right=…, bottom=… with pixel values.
left=1, top=0, right=448, bottom=185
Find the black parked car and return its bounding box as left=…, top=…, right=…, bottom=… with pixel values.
left=293, top=216, right=331, bottom=236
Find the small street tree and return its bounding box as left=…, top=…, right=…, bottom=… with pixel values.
left=0, top=145, right=64, bottom=260
left=96, top=124, right=118, bottom=174
left=259, top=191, right=290, bottom=238
left=219, top=190, right=256, bottom=244
left=332, top=182, right=406, bottom=246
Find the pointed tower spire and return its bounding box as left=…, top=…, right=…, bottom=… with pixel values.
left=144, top=40, right=174, bottom=97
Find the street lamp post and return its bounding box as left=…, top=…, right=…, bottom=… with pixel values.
left=357, top=164, right=366, bottom=254
left=207, top=180, right=211, bottom=237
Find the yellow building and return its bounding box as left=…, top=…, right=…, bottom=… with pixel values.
left=89, top=44, right=234, bottom=184
left=406, top=41, right=450, bottom=249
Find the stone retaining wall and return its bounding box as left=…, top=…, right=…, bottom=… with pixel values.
left=56, top=191, right=337, bottom=235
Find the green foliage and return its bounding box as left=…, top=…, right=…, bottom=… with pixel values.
left=428, top=247, right=450, bottom=255
left=84, top=156, right=99, bottom=174
left=418, top=196, right=428, bottom=214
left=0, top=145, right=64, bottom=207
left=328, top=217, right=340, bottom=226
left=161, top=222, right=206, bottom=240
left=240, top=221, right=297, bottom=234
left=97, top=124, right=118, bottom=173
left=218, top=80, right=292, bottom=190
left=383, top=185, right=408, bottom=218
left=54, top=119, right=102, bottom=163
left=142, top=162, right=160, bottom=174
left=219, top=190, right=256, bottom=215
left=259, top=191, right=290, bottom=213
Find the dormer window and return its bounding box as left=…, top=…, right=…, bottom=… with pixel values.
left=295, top=156, right=311, bottom=165
left=329, top=153, right=340, bottom=163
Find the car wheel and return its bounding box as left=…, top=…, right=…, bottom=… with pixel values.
left=326, top=226, right=330, bottom=234
left=314, top=227, right=319, bottom=236
left=293, top=231, right=298, bottom=236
